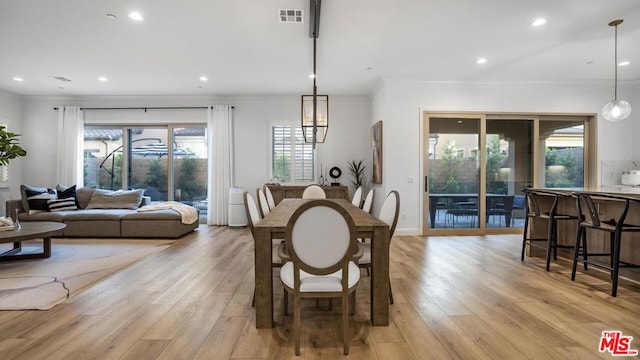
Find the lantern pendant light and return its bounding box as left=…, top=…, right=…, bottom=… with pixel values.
left=301, top=0, right=328, bottom=148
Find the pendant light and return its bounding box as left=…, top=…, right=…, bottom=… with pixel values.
left=602, top=19, right=631, bottom=122
left=301, top=0, right=328, bottom=149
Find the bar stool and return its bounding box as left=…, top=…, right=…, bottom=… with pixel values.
left=571, top=192, right=640, bottom=297
left=521, top=188, right=581, bottom=271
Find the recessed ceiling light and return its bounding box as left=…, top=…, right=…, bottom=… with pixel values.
left=199, top=76, right=208, bottom=81
left=531, top=18, right=546, bottom=27
left=98, top=76, right=108, bottom=82
left=476, top=58, right=487, bottom=64
left=128, top=11, right=144, bottom=21
left=618, top=61, right=630, bottom=66
left=13, top=77, right=24, bottom=82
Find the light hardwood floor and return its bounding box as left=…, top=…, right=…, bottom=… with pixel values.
left=1, top=225, right=639, bottom=359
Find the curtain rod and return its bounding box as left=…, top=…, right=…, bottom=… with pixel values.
left=53, top=106, right=234, bottom=111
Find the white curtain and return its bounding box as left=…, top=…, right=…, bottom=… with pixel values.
left=207, top=105, right=234, bottom=225
left=57, top=106, right=84, bottom=187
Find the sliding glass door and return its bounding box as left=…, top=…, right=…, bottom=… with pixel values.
left=485, top=118, right=534, bottom=230
left=127, top=127, right=170, bottom=200
left=84, top=125, right=208, bottom=220
left=172, top=127, right=208, bottom=216
left=425, top=116, right=481, bottom=230
left=423, top=113, right=590, bottom=235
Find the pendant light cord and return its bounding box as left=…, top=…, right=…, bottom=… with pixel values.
left=313, top=36, right=317, bottom=149
left=311, top=1, right=319, bottom=149
left=614, top=22, right=618, bottom=101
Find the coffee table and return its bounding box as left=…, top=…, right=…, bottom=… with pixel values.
left=0, top=222, right=66, bottom=261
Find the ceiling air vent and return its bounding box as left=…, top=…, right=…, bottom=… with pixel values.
left=279, top=9, right=303, bottom=23
left=53, top=76, right=72, bottom=82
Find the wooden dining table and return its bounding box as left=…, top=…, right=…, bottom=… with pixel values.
left=253, top=198, right=391, bottom=328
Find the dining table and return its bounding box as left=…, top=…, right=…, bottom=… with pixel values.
left=253, top=198, right=391, bottom=328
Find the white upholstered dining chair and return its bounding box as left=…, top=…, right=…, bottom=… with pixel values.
left=278, top=199, right=360, bottom=355
left=361, top=189, right=374, bottom=214
left=357, top=190, right=399, bottom=304
left=264, top=185, right=276, bottom=210
left=244, top=192, right=283, bottom=307
left=257, top=188, right=270, bottom=217
left=351, top=186, right=363, bottom=208
left=301, top=184, right=326, bottom=199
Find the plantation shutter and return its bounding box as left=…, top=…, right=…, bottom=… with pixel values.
left=272, top=126, right=314, bottom=182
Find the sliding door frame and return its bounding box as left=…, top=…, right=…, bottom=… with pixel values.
left=421, top=111, right=596, bottom=236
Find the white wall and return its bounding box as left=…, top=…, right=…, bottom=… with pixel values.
left=633, top=83, right=640, bottom=154
left=375, top=80, right=639, bottom=235
left=16, top=94, right=371, bottom=207
left=0, top=90, right=23, bottom=215
left=232, top=95, right=371, bottom=195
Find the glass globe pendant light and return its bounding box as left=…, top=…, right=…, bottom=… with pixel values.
left=602, top=19, right=631, bottom=122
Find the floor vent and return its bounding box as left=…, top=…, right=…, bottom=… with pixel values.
left=279, top=9, right=303, bottom=23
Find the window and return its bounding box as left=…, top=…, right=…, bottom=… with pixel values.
left=272, top=125, right=314, bottom=182
left=542, top=122, right=584, bottom=189
left=83, top=125, right=208, bottom=221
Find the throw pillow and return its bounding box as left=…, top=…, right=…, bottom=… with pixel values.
left=20, top=185, right=56, bottom=213
left=56, top=184, right=79, bottom=208
left=55, top=183, right=72, bottom=192
left=47, top=197, right=78, bottom=211
left=75, top=187, right=96, bottom=209
left=85, top=189, right=144, bottom=210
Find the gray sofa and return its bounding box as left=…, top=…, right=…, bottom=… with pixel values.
left=6, top=187, right=199, bottom=238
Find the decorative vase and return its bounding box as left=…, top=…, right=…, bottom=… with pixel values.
left=14, top=209, right=20, bottom=229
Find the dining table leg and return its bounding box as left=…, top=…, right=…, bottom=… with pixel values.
left=254, top=226, right=273, bottom=328
left=370, top=224, right=390, bottom=326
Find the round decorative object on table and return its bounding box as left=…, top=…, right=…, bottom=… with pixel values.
left=329, top=166, right=342, bottom=186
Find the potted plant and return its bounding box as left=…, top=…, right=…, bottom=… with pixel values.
left=0, top=125, right=27, bottom=166
left=347, top=159, right=367, bottom=190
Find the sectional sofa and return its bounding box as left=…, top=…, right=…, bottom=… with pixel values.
left=5, top=185, right=199, bottom=238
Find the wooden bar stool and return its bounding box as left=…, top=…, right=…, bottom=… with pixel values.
left=571, top=191, right=640, bottom=297
left=521, top=188, right=581, bottom=271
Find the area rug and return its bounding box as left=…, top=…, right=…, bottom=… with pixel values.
left=0, top=238, right=176, bottom=310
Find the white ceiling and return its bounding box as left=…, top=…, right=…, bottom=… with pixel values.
left=1, top=0, right=639, bottom=97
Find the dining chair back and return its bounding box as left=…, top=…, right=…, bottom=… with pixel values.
left=379, top=190, right=400, bottom=237
left=257, top=188, right=270, bottom=217
left=361, top=189, right=374, bottom=214
left=280, top=199, right=360, bottom=355
left=264, top=185, right=276, bottom=210
left=351, top=187, right=363, bottom=208
left=243, top=192, right=262, bottom=235
left=244, top=191, right=283, bottom=307
left=302, top=184, right=326, bottom=199
left=356, top=190, right=399, bottom=304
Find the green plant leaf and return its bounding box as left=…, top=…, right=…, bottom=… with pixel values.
left=0, top=126, right=27, bottom=165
